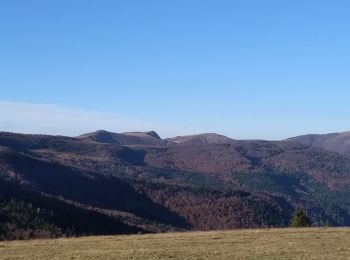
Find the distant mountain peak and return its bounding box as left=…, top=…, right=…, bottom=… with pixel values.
left=94, top=130, right=109, bottom=134
left=78, top=130, right=165, bottom=145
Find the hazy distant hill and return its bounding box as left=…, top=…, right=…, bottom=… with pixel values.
left=290, top=131, right=350, bottom=155
left=0, top=130, right=350, bottom=240
left=166, top=133, right=235, bottom=145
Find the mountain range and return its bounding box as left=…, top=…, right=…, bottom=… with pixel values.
left=1, top=130, right=350, bottom=240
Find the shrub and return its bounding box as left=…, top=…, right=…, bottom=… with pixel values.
left=291, top=209, right=311, bottom=227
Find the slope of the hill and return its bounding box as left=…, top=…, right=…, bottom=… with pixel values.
left=78, top=130, right=168, bottom=145
left=290, top=131, right=350, bottom=155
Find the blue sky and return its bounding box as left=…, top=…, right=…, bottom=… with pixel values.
left=1, top=0, right=349, bottom=139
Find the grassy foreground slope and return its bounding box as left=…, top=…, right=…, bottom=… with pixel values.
left=0, top=228, right=349, bottom=260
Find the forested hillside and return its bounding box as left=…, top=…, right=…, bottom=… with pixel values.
left=0, top=131, right=350, bottom=240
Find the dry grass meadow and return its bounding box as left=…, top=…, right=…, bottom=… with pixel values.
left=0, top=228, right=349, bottom=260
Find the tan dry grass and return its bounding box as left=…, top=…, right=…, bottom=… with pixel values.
left=0, top=228, right=349, bottom=260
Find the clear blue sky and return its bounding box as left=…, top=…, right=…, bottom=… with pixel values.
left=0, top=0, right=349, bottom=139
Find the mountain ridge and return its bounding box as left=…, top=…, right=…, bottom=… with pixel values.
left=289, top=131, right=350, bottom=155
left=1, top=129, right=350, bottom=240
